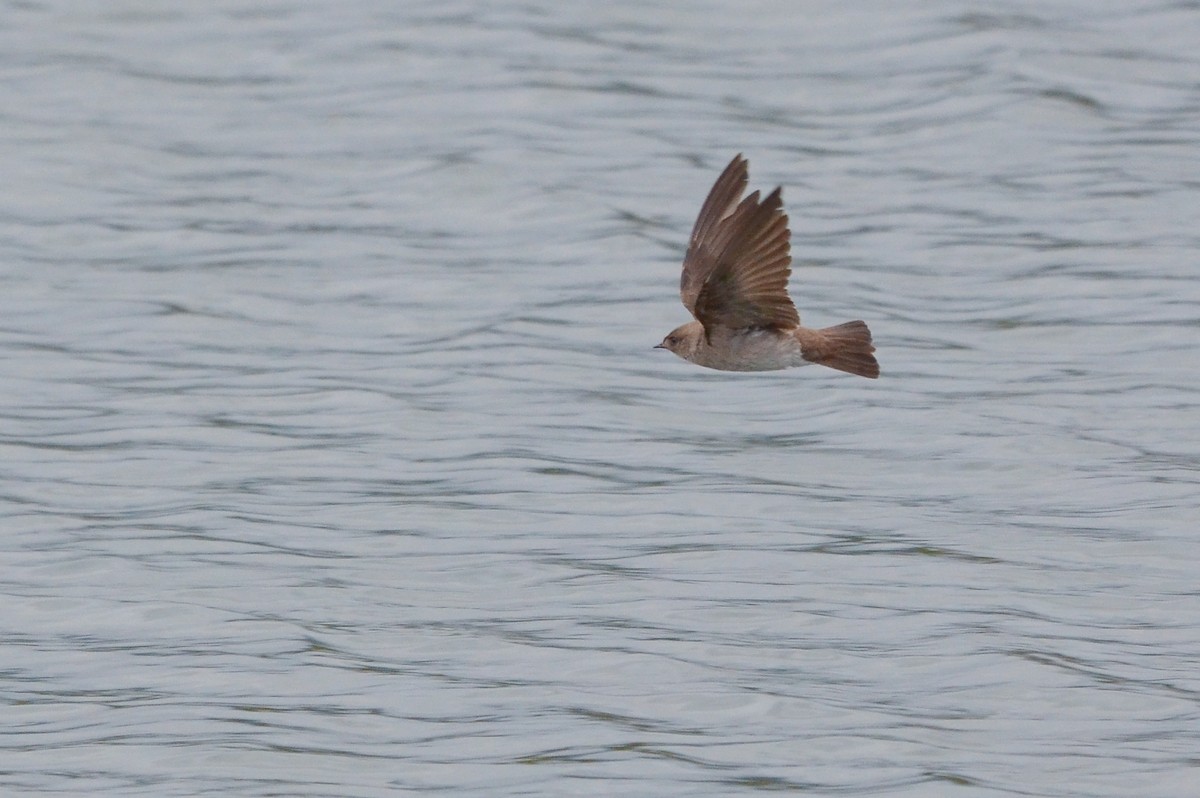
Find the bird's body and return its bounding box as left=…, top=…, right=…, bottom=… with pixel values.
left=660, top=319, right=875, bottom=374
left=656, top=155, right=879, bottom=379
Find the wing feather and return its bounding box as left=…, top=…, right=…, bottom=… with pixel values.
left=680, top=170, right=800, bottom=332
left=680, top=155, right=749, bottom=315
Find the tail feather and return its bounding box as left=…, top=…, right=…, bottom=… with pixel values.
left=802, top=320, right=879, bottom=378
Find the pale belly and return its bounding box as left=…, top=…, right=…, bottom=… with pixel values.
left=693, top=328, right=810, bottom=372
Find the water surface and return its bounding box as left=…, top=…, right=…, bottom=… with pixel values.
left=2, top=2, right=1198, bottom=796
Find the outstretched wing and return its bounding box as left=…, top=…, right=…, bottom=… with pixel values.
left=680, top=156, right=799, bottom=332
left=680, top=154, right=748, bottom=313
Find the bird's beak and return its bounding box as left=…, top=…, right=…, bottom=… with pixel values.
left=653, top=343, right=666, bottom=349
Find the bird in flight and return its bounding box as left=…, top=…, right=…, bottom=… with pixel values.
left=656, top=154, right=878, bottom=378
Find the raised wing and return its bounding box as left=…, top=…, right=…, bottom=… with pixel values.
left=680, top=156, right=799, bottom=333
left=680, top=154, right=749, bottom=313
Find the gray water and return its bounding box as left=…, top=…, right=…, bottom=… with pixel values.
left=3, top=2, right=1199, bottom=796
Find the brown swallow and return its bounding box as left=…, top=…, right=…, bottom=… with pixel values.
left=656, top=155, right=879, bottom=378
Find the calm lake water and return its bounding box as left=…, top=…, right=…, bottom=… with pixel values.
left=2, top=2, right=1198, bottom=796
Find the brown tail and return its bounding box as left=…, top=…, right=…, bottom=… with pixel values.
left=799, top=320, right=879, bottom=378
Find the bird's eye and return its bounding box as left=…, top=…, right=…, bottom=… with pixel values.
left=668, top=336, right=677, bottom=345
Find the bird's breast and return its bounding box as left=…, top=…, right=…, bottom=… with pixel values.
left=692, top=327, right=807, bottom=372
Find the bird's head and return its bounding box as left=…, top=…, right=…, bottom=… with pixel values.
left=654, top=322, right=703, bottom=361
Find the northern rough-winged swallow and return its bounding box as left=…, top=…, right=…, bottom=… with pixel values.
left=656, top=155, right=879, bottom=378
